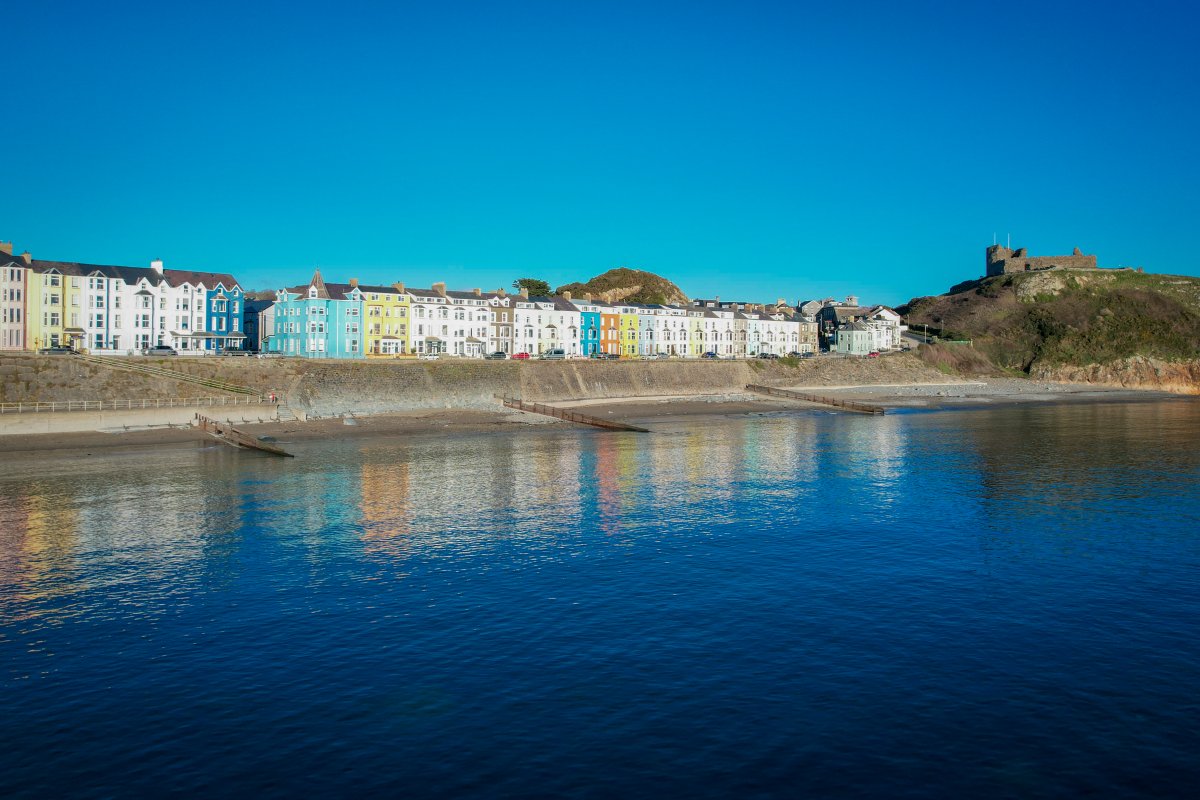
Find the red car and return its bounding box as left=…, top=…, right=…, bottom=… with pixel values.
left=512, top=352, right=531, bottom=360
left=867, top=351, right=880, bottom=358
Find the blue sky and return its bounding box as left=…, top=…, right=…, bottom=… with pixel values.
left=3, top=0, right=1197, bottom=305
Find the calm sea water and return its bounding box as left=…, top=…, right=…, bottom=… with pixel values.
left=2, top=401, right=1199, bottom=798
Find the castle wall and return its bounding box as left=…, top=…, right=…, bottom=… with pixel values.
left=985, top=245, right=1097, bottom=277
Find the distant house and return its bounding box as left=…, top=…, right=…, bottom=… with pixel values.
left=834, top=321, right=874, bottom=356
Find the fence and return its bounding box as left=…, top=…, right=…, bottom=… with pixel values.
left=0, top=396, right=279, bottom=414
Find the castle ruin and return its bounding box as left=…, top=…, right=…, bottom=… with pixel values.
left=985, top=244, right=1096, bottom=277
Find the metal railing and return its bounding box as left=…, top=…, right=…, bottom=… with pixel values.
left=0, top=396, right=280, bottom=414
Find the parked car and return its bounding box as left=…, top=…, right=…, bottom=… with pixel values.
left=590, top=352, right=619, bottom=360
left=419, top=352, right=440, bottom=360
left=511, top=352, right=531, bottom=360
left=701, top=351, right=719, bottom=359
left=38, top=345, right=76, bottom=355
left=143, top=345, right=177, bottom=356
left=756, top=353, right=779, bottom=359
left=538, top=349, right=567, bottom=360
left=484, top=351, right=508, bottom=360
left=867, top=351, right=880, bottom=358
left=652, top=353, right=670, bottom=359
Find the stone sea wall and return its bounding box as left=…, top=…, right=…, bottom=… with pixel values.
left=1, top=352, right=962, bottom=418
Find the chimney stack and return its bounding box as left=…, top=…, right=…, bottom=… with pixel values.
left=473, top=287, right=481, bottom=296
left=562, top=291, right=572, bottom=302
left=585, top=293, right=593, bottom=302
left=432, top=281, right=446, bottom=297
left=392, top=281, right=405, bottom=293
left=151, top=259, right=164, bottom=274
left=519, top=287, right=529, bottom=299
left=349, top=277, right=359, bottom=288
left=0, top=241, right=11, bottom=256
left=21, top=251, right=32, bottom=265
left=497, top=288, right=507, bottom=297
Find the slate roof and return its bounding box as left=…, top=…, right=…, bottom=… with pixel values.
left=27, top=258, right=240, bottom=290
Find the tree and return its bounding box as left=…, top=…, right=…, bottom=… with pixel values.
left=512, top=278, right=552, bottom=297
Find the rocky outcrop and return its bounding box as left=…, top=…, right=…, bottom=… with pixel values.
left=1032, top=356, right=1200, bottom=394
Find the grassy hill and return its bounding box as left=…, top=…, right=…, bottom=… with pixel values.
left=900, top=269, right=1200, bottom=374
left=556, top=268, right=689, bottom=306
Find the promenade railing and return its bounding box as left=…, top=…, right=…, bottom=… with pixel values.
left=0, top=396, right=280, bottom=414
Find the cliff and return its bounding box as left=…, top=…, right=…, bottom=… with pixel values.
left=900, top=269, right=1200, bottom=393
left=556, top=268, right=689, bottom=306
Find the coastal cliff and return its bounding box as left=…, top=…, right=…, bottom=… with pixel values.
left=901, top=269, right=1200, bottom=393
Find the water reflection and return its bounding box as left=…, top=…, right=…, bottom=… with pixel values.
left=2, top=401, right=1199, bottom=622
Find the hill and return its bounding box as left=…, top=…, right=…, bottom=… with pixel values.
left=899, top=269, right=1200, bottom=391
left=556, top=268, right=689, bottom=306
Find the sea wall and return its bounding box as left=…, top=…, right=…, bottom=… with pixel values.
left=1, top=352, right=974, bottom=423
left=0, top=404, right=280, bottom=436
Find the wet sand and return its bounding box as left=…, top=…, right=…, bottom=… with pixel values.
left=0, top=380, right=1188, bottom=457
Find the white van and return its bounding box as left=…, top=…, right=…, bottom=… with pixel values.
left=538, top=349, right=567, bottom=360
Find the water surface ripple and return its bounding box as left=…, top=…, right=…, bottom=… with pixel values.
left=2, top=401, right=1199, bottom=797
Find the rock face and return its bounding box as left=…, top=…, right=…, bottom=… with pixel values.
left=556, top=268, right=689, bottom=306
left=1033, top=356, right=1200, bottom=395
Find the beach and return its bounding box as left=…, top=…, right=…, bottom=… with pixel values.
left=0, top=378, right=1185, bottom=458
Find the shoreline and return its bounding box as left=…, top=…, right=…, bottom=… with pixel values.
left=0, top=379, right=1189, bottom=458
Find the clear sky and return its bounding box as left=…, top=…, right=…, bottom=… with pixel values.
left=3, top=0, right=1197, bottom=305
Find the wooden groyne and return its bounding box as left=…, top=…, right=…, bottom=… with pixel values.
left=745, top=384, right=886, bottom=415
left=498, top=396, right=650, bottom=432
left=195, top=414, right=295, bottom=456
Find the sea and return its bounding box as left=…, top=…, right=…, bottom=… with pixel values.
left=1, top=399, right=1198, bottom=798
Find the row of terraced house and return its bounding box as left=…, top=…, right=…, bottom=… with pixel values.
left=263, top=270, right=827, bottom=359
left=0, top=243, right=905, bottom=358
left=0, top=244, right=245, bottom=353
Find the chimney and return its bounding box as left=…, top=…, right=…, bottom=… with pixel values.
left=473, top=287, right=481, bottom=296
left=562, top=291, right=572, bottom=302
left=21, top=251, right=32, bottom=265
left=392, top=281, right=405, bottom=293
left=432, top=281, right=446, bottom=297
left=0, top=241, right=11, bottom=255
left=519, top=287, right=529, bottom=299
left=349, top=278, right=359, bottom=288
left=151, top=259, right=164, bottom=274
left=497, top=288, right=506, bottom=297
left=585, top=293, right=593, bottom=302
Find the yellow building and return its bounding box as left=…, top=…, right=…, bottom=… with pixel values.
left=350, top=282, right=411, bottom=356
left=617, top=305, right=640, bottom=357
left=27, top=265, right=85, bottom=350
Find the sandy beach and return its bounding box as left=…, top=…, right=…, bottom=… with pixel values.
left=0, top=379, right=1187, bottom=458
